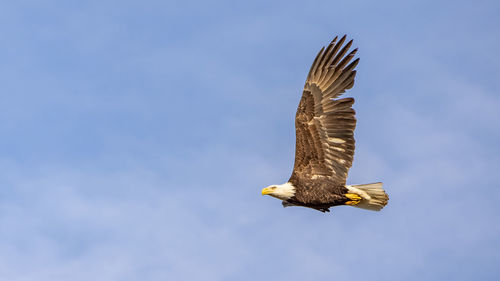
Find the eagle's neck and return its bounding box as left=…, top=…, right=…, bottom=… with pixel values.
left=271, top=182, right=296, bottom=200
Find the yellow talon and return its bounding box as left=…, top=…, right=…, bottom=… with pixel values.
left=345, top=193, right=361, bottom=205
left=345, top=200, right=360, bottom=205
left=345, top=193, right=361, bottom=201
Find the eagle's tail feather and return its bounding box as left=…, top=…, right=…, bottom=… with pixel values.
left=345, top=182, right=388, bottom=211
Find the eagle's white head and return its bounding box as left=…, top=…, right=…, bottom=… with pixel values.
left=261, top=182, right=296, bottom=200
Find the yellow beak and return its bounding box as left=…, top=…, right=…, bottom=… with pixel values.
left=261, top=187, right=273, bottom=195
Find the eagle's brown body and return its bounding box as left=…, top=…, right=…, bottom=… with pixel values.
left=287, top=175, right=349, bottom=212
left=262, top=35, right=389, bottom=213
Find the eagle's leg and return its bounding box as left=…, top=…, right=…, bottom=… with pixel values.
left=345, top=193, right=361, bottom=205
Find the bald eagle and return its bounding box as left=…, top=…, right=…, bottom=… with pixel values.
left=262, top=36, right=389, bottom=213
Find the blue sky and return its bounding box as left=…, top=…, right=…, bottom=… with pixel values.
left=1, top=0, right=500, bottom=280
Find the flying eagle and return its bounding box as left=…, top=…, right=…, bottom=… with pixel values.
left=261, top=35, right=389, bottom=212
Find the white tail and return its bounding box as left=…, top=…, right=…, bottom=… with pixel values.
left=345, top=182, right=389, bottom=211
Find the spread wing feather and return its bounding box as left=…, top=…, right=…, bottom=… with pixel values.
left=291, top=36, right=358, bottom=185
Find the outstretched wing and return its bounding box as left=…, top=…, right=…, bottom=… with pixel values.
left=291, top=35, right=358, bottom=185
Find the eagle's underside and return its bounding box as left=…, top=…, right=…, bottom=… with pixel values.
left=285, top=178, right=350, bottom=212
left=282, top=198, right=347, bottom=213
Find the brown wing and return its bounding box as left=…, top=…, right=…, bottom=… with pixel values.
left=290, top=35, right=359, bottom=185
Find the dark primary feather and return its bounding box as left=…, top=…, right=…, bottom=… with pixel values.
left=290, top=36, right=358, bottom=189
